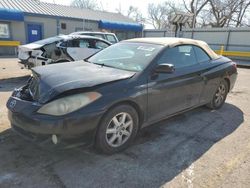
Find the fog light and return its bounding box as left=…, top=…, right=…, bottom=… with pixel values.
left=52, top=134, right=58, bottom=144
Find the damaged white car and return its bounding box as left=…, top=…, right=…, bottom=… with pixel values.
left=18, top=35, right=111, bottom=69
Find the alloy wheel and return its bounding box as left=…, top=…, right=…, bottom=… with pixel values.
left=105, top=112, right=133, bottom=147
left=214, top=83, right=226, bottom=107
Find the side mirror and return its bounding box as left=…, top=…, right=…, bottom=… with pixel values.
left=154, top=64, right=175, bottom=73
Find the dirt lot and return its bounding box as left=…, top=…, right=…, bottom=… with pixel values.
left=0, top=58, right=249, bottom=188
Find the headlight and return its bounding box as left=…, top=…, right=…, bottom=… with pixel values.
left=37, top=92, right=101, bottom=116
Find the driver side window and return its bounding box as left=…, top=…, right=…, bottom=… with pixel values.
left=157, top=45, right=198, bottom=68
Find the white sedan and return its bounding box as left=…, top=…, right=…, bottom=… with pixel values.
left=18, top=35, right=111, bottom=69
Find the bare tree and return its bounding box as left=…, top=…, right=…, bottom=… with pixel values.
left=127, top=6, right=145, bottom=24
left=231, top=0, right=250, bottom=27
left=71, top=0, right=250, bottom=28
left=115, top=3, right=122, bottom=14
left=115, top=5, right=145, bottom=24
left=207, top=0, right=250, bottom=27
left=208, top=0, right=237, bottom=27
left=180, top=0, right=250, bottom=27
left=71, top=0, right=99, bottom=10
left=147, top=3, right=168, bottom=29
left=147, top=2, right=180, bottom=29
left=182, top=0, right=209, bottom=28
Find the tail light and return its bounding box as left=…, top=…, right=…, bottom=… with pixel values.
left=232, top=62, right=237, bottom=70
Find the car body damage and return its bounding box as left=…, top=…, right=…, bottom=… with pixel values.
left=30, top=61, right=135, bottom=103
left=18, top=35, right=111, bottom=69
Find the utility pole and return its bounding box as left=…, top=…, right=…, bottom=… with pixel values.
left=192, top=0, right=199, bottom=29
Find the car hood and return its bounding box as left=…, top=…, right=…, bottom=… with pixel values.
left=31, top=61, right=135, bottom=103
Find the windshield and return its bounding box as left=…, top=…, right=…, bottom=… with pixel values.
left=106, top=34, right=118, bottom=43
left=88, top=42, right=163, bottom=72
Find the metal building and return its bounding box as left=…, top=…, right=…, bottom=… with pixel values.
left=0, top=0, right=143, bottom=55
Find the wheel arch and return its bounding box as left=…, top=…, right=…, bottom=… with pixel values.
left=93, top=100, right=144, bottom=144
left=224, top=77, right=230, bottom=92
left=104, top=100, right=144, bottom=128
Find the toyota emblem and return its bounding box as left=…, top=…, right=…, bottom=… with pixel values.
left=9, top=100, right=17, bottom=109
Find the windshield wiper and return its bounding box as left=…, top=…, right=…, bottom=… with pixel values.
left=93, top=63, right=115, bottom=68
left=83, top=59, right=116, bottom=69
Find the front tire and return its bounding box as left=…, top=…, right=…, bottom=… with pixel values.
left=95, top=105, right=139, bottom=154
left=207, top=79, right=229, bottom=109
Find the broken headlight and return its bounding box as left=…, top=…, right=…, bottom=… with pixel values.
left=37, top=92, right=101, bottom=116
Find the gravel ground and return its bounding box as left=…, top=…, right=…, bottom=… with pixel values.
left=0, top=58, right=249, bottom=188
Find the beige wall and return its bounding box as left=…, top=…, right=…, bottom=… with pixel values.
left=83, top=20, right=99, bottom=31
left=25, top=16, right=57, bottom=39
left=58, top=19, right=100, bottom=34
left=11, top=21, right=26, bottom=44
left=3, top=16, right=102, bottom=46
left=58, top=19, right=83, bottom=34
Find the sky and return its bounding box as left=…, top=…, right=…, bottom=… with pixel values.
left=41, top=0, right=183, bottom=29
left=41, top=0, right=177, bottom=17
left=41, top=0, right=250, bottom=28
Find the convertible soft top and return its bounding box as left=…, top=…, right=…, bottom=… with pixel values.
left=125, top=37, right=219, bottom=59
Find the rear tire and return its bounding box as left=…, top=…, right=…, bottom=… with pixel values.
left=95, top=105, right=139, bottom=154
left=207, top=79, right=229, bottom=109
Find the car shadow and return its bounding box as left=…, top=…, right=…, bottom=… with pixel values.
left=0, top=103, right=243, bottom=188
left=0, top=76, right=29, bottom=92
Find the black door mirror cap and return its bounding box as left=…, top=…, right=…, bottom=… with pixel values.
left=155, top=63, right=175, bottom=73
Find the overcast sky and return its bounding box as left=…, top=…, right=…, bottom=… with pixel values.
left=41, top=0, right=179, bottom=17
left=41, top=0, right=184, bottom=29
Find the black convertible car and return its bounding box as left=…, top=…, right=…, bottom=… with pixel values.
left=7, top=37, right=237, bottom=154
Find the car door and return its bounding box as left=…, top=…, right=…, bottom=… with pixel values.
left=147, top=45, right=205, bottom=123
left=192, top=46, right=222, bottom=104
left=66, top=39, right=100, bottom=60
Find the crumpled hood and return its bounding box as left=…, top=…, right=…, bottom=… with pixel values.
left=32, top=61, right=135, bottom=103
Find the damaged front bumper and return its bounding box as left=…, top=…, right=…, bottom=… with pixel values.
left=6, top=90, right=104, bottom=145
left=18, top=56, right=51, bottom=69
